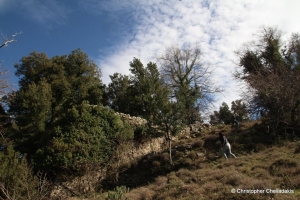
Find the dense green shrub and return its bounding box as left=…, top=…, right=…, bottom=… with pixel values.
left=32, top=102, right=134, bottom=172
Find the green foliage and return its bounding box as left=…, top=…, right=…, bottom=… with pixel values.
left=210, top=100, right=249, bottom=124
left=7, top=49, right=133, bottom=172
left=156, top=101, right=185, bottom=164
left=33, top=102, right=134, bottom=171
left=0, top=144, right=51, bottom=200
left=174, top=83, right=202, bottom=125
left=231, top=99, right=249, bottom=122
left=105, top=58, right=170, bottom=136
left=219, top=102, right=232, bottom=124
left=210, top=102, right=232, bottom=125
left=104, top=73, right=130, bottom=113
left=106, top=186, right=130, bottom=200
left=209, top=110, right=220, bottom=124
left=105, top=57, right=186, bottom=164
left=127, top=58, right=170, bottom=125
left=157, top=101, right=185, bottom=136
left=236, top=27, right=300, bottom=129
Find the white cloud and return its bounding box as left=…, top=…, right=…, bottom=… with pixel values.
left=92, top=0, right=300, bottom=112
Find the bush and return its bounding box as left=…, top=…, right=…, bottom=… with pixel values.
left=0, top=145, right=51, bottom=200
left=33, top=103, right=134, bottom=173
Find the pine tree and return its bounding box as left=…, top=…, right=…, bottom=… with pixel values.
left=105, top=73, right=130, bottom=113
left=128, top=58, right=170, bottom=125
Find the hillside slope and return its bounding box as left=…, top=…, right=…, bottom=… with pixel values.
left=70, top=122, right=300, bottom=200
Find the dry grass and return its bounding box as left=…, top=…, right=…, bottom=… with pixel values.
left=78, top=122, right=300, bottom=200
left=125, top=187, right=156, bottom=200
left=191, top=140, right=203, bottom=148
left=118, top=122, right=300, bottom=200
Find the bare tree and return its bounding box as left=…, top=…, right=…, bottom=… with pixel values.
left=0, top=32, right=21, bottom=141
left=0, top=32, right=22, bottom=49
left=0, top=31, right=22, bottom=95
left=158, top=43, right=222, bottom=124
left=0, top=168, right=51, bottom=200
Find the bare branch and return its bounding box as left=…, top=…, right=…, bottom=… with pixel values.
left=0, top=31, right=22, bottom=49
left=0, top=182, right=14, bottom=200
left=158, top=43, right=223, bottom=123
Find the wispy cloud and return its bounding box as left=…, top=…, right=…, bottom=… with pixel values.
left=90, top=0, right=300, bottom=110
left=1, top=0, right=71, bottom=30
left=78, top=0, right=135, bottom=14
left=0, top=0, right=15, bottom=15
left=21, top=0, right=71, bottom=28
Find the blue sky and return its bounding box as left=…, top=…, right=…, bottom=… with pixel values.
left=1, top=0, right=300, bottom=115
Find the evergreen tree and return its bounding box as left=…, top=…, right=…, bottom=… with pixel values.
left=219, top=102, right=232, bottom=124
left=209, top=110, right=221, bottom=124
left=156, top=101, right=185, bottom=165
left=8, top=49, right=133, bottom=172
left=128, top=58, right=170, bottom=126
left=231, top=99, right=249, bottom=122
left=105, top=73, right=130, bottom=113
left=106, top=58, right=170, bottom=135
left=129, top=58, right=185, bottom=163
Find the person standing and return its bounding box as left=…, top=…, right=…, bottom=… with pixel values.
left=219, top=132, right=236, bottom=159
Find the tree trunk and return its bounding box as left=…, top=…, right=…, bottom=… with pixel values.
left=164, top=123, right=173, bottom=165
left=168, top=132, right=172, bottom=165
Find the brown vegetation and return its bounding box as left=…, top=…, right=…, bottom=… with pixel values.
left=83, top=121, right=300, bottom=200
